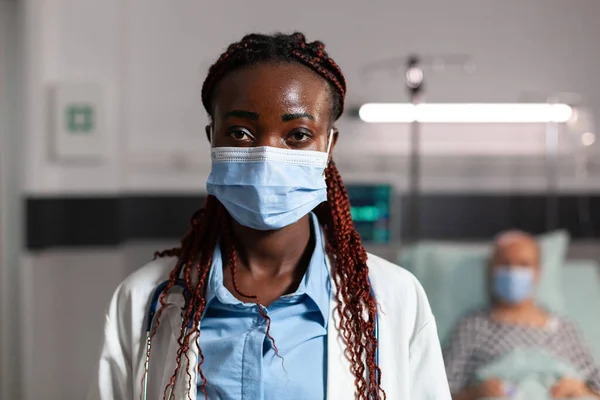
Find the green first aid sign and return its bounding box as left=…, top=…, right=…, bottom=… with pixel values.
left=66, top=104, right=95, bottom=133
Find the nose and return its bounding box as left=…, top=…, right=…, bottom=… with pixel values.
left=254, top=131, right=285, bottom=148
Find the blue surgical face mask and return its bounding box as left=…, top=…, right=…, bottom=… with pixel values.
left=492, top=267, right=535, bottom=304
left=206, top=130, right=333, bottom=230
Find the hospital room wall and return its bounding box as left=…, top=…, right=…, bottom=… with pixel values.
left=0, top=1, right=23, bottom=399
left=18, top=0, right=600, bottom=196
left=10, top=0, right=600, bottom=399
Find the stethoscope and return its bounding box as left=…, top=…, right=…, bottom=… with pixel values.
left=142, top=280, right=380, bottom=400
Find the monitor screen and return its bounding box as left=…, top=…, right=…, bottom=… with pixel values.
left=346, top=184, right=393, bottom=244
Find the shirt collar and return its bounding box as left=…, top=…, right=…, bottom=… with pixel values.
left=298, top=212, right=331, bottom=327
left=203, top=212, right=331, bottom=326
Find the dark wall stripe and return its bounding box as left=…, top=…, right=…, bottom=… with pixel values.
left=413, top=195, right=600, bottom=239
left=26, top=196, right=207, bottom=249
left=122, top=196, right=207, bottom=239
left=26, top=194, right=600, bottom=249
left=27, top=197, right=122, bottom=248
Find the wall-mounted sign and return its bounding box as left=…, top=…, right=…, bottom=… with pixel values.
left=66, top=104, right=95, bottom=134
left=51, top=83, right=106, bottom=160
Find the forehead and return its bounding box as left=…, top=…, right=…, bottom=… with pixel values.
left=211, top=62, right=333, bottom=119
left=494, top=240, right=540, bottom=262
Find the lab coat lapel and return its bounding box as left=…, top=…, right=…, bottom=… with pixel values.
left=172, top=330, right=198, bottom=400
left=154, top=291, right=199, bottom=400
left=325, top=255, right=356, bottom=400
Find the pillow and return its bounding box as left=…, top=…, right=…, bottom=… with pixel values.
left=562, top=260, right=600, bottom=364
left=399, top=230, right=570, bottom=344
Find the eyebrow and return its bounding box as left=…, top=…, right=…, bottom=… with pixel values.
left=223, top=110, right=259, bottom=120
left=281, top=112, right=315, bottom=121
left=223, top=110, right=316, bottom=122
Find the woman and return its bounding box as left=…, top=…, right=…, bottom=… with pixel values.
left=88, top=32, right=449, bottom=400
left=444, top=231, right=600, bottom=399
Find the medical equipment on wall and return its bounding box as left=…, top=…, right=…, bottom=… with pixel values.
left=141, top=280, right=380, bottom=400
left=347, top=184, right=393, bottom=244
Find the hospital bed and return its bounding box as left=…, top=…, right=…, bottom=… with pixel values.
left=399, top=231, right=600, bottom=365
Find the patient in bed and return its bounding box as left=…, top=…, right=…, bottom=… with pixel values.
left=443, top=231, right=600, bottom=399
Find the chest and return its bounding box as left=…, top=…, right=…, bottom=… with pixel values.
left=137, top=287, right=406, bottom=400
left=472, top=323, right=570, bottom=365
left=198, top=300, right=328, bottom=400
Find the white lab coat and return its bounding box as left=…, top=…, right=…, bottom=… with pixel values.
left=88, top=251, right=450, bottom=399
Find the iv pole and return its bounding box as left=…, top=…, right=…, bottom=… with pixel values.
left=405, top=56, right=424, bottom=243
left=545, top=113, right=560, bottom=231
left=359, top=53, right=473, bottom=244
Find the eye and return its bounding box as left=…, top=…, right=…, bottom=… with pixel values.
left=288, top=130, right=312, bottom=143
left=228, top=128, right=254, bottom=142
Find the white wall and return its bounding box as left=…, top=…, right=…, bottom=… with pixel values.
left=15, top=1, right=600, bottom=399
left=21, top=0, right=124, bottom=196
left=0, top=1, right=23, bottom=399
left=22, top=0, right=600, bottom=196
left=20, top=247, right=150, bottom=400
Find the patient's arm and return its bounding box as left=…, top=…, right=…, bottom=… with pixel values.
left=550, top=377, right=600, bottom=399
left=451, top=385, right=480, bottom=400
left=444, top=316, right=510, bottom=399
left=443, top=316, right=479, bottom=395
left=452, top=379, right=505, bottom=400
left=560, top=321, right=600, bottom=395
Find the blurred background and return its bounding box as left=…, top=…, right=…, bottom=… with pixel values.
left=2, top=0, right=600, bottom=399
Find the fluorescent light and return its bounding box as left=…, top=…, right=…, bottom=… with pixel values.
left=358, top=103, right=573, bottom=123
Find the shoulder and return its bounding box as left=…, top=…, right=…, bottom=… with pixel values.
left=366, top=252, right=434, bottom=331
left=553, top=315, right=584, bottom=337
left=98, top=256, right=178, bottom=364
left=451, top=309, right=491, bottom=334
left=121, top=256, right=175, bottom=293
left=367, top=252, right=424, bottom=297
left=109, top=256, right=177, bottom=313
left=457, top=309, right=490, bottom=326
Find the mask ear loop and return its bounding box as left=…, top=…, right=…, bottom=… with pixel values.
left=325, top=128, right=334, bottom=158
left=323, top=128, right=334, bottom=172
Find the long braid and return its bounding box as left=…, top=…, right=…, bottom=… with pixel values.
left=316, top=163, right=384, bottom=399
left=152, top=32, right=383, bottom=400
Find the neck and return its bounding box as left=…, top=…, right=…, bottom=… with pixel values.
left=492, top=298, right=549, bottom=327
left=229, top=214, right=313, bottom=277
left=494, top=298, right=538, bottom=313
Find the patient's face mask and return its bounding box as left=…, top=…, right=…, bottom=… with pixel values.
left=492, top=267, right=535, bottom=304
left=206, top=129, right=334, bottom=231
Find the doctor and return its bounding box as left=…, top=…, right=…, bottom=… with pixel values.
left=88, top=32, right=449, bottom=400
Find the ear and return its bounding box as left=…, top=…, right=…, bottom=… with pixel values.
left=205, top=125, right=212, bottom=143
